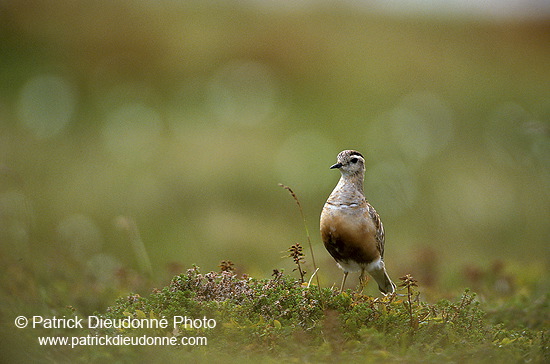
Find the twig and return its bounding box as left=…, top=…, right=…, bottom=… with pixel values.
left=307, top=268, right=319, bottom=288
left=279, top=184, right=323, bottom=302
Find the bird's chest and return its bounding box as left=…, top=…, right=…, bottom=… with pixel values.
left=320, top=204, right=375, bottom=237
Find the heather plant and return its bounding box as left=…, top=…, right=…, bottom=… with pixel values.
left=80, top=261, right=547, bottom=363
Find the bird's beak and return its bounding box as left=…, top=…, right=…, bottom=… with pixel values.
left=330, top=163, right=342, bottom=169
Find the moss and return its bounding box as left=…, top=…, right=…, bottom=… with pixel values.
left=76, top=265, right=546, bottom=362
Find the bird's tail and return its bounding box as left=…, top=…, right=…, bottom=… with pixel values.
left=369, top=264, right=396, bottom=294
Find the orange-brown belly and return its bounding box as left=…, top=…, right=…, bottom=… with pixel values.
left=320, top=207, right=380, bottom=265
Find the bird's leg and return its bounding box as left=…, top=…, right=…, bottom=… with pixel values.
left=358, top=269, right=369, bottom=293
left=340, top=272, right=348, bottom=293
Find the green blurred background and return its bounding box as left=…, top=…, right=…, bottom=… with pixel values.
left=1, top=0, right=548, bottom=318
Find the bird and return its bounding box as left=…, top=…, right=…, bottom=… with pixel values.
left=320, top=150, right=396, bottom=294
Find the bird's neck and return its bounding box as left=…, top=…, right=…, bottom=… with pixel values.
left=329, top=172, right=365, bottom=204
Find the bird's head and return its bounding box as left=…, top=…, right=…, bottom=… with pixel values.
left=330, top=150, right=365, bottom=177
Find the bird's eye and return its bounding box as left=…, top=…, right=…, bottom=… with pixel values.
left=350, top=157, right=358, bottom=163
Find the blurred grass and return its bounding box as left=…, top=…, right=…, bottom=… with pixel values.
left=0, top=1, right=549, bottom=360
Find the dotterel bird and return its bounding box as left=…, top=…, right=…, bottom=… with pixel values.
left=320, top=150, right=396, bottom=294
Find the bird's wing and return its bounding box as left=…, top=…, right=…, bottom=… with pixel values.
left=367, top=204, right=385, bottom=259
